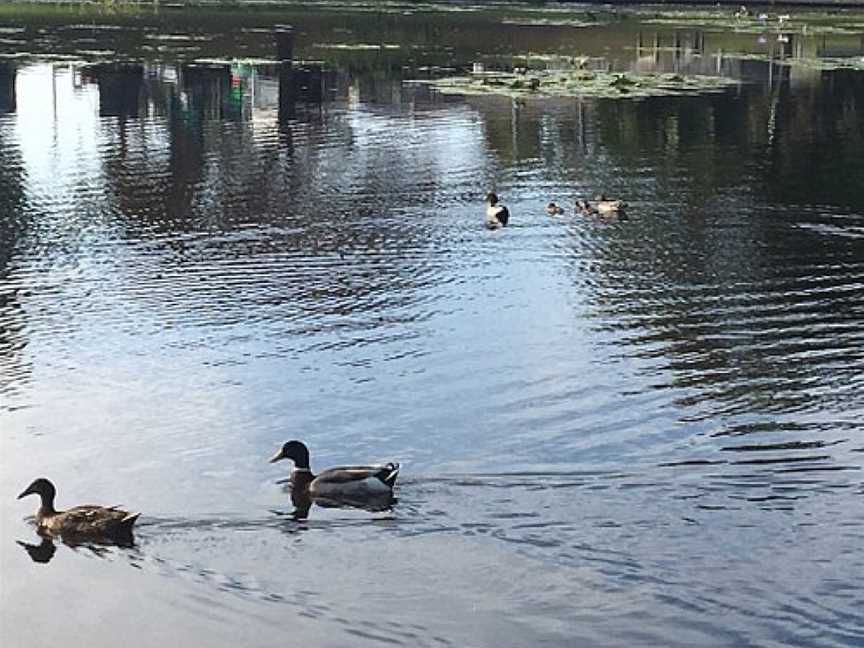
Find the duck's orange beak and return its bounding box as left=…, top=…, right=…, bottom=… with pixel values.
left=268, top=448, right=286, bottom=463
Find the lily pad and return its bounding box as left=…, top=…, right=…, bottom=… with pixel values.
left=500, top=18, right=603, bottom=29
left=314, top=43, right=402, bottom=51
left=421, top=69, right=739, bottom=101
left=728, top=53, right=864, bottom=72
left=637, top=8, right=864, bottom=37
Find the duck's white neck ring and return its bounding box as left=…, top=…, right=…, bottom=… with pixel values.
left=293, top=468, right=312, bottom=473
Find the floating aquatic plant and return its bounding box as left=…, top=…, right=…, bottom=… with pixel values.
left=500, top=18, right=603, bottom=29
left=637, top=8, right=864, bottom=37
left=421, top=68, right=739, bottom=101
left=313, top=43, right=402, bottom=50
left=726, top=53, right=864, bottom=72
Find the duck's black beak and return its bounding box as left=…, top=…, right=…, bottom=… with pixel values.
left=17, top=487, right=33, bottom=500
left=268, top=449, right=286, bottom=464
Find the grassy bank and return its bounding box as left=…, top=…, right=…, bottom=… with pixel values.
left=2, top=0, right=864, bottom=8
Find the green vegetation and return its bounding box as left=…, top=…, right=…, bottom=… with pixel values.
left=425, top=68, right=739, bottom=101
left=638, top=8, right=864, bottom=36
left=728, top=52, right=864, bottom=71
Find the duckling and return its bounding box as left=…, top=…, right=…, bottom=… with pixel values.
left=575, top=198, right=597, bottom=216
left=17, top=478, right=140, bottom=540
left=269, top=440, right=399, bottom=505
left=485, top=192, right=510, bottom=229
left=593, top=194, right=628, bottom=214
left=546, top=201, right=565, bottom=216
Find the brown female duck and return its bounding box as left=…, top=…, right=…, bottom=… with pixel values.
left=269, top=440, right=399, bottom=503
left=17, top=478, right=140, bottom=540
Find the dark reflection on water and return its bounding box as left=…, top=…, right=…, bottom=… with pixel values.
left=1, top=4, right=864, bottom=648
left=272, top=476, right=397, bottom=519
left=16, top=536, right=57, bottom=563
left=16, top=532, right=138, bottom=564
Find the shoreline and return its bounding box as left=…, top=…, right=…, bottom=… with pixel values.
left=3, top=0, right=864, bottom=8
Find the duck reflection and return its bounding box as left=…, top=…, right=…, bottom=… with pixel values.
left=16, top=536, right=57, bottom=564
left=15, top=531, right=136, bottom=565
left=285, top=487, right=397, bottom=521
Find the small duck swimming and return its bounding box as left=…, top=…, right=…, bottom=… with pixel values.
left=575, top=198, right=597, bottom=216
left=546, top=202, right=565, bottom=216
left=17, top=478, right=140, bottom=541
left=485, top=192, right=510, bottom=229
left=269, top=440, right=399, bottom=509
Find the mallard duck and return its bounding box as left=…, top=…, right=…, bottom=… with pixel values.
left=546, top=201, right=565, bottom=216
left=485, top=192, right=510, bottom=229
left=269, top=440, right=399, bottom=503
left=17, top=478, right=140, bottom=540
left=593, top=194, right=627, bottom=214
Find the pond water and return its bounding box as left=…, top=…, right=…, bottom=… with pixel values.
left=1, top=3, right=863, bottom=647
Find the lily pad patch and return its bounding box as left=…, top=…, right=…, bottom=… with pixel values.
left=420, top=69, right=740, bottom=100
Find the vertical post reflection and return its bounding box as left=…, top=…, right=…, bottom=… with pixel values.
left=276, top=27, right=297, bottom=137
left=0, top=63, right=16, bottom=113
left=82, top=63, right=144, bottom=119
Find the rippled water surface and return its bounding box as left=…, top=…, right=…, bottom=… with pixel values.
left=1, top=3, right=863, bottom=647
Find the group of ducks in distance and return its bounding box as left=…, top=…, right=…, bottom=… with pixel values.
left=484, top=191, right=627, bottom=229
left=17, top=440, right=399, bottom=546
